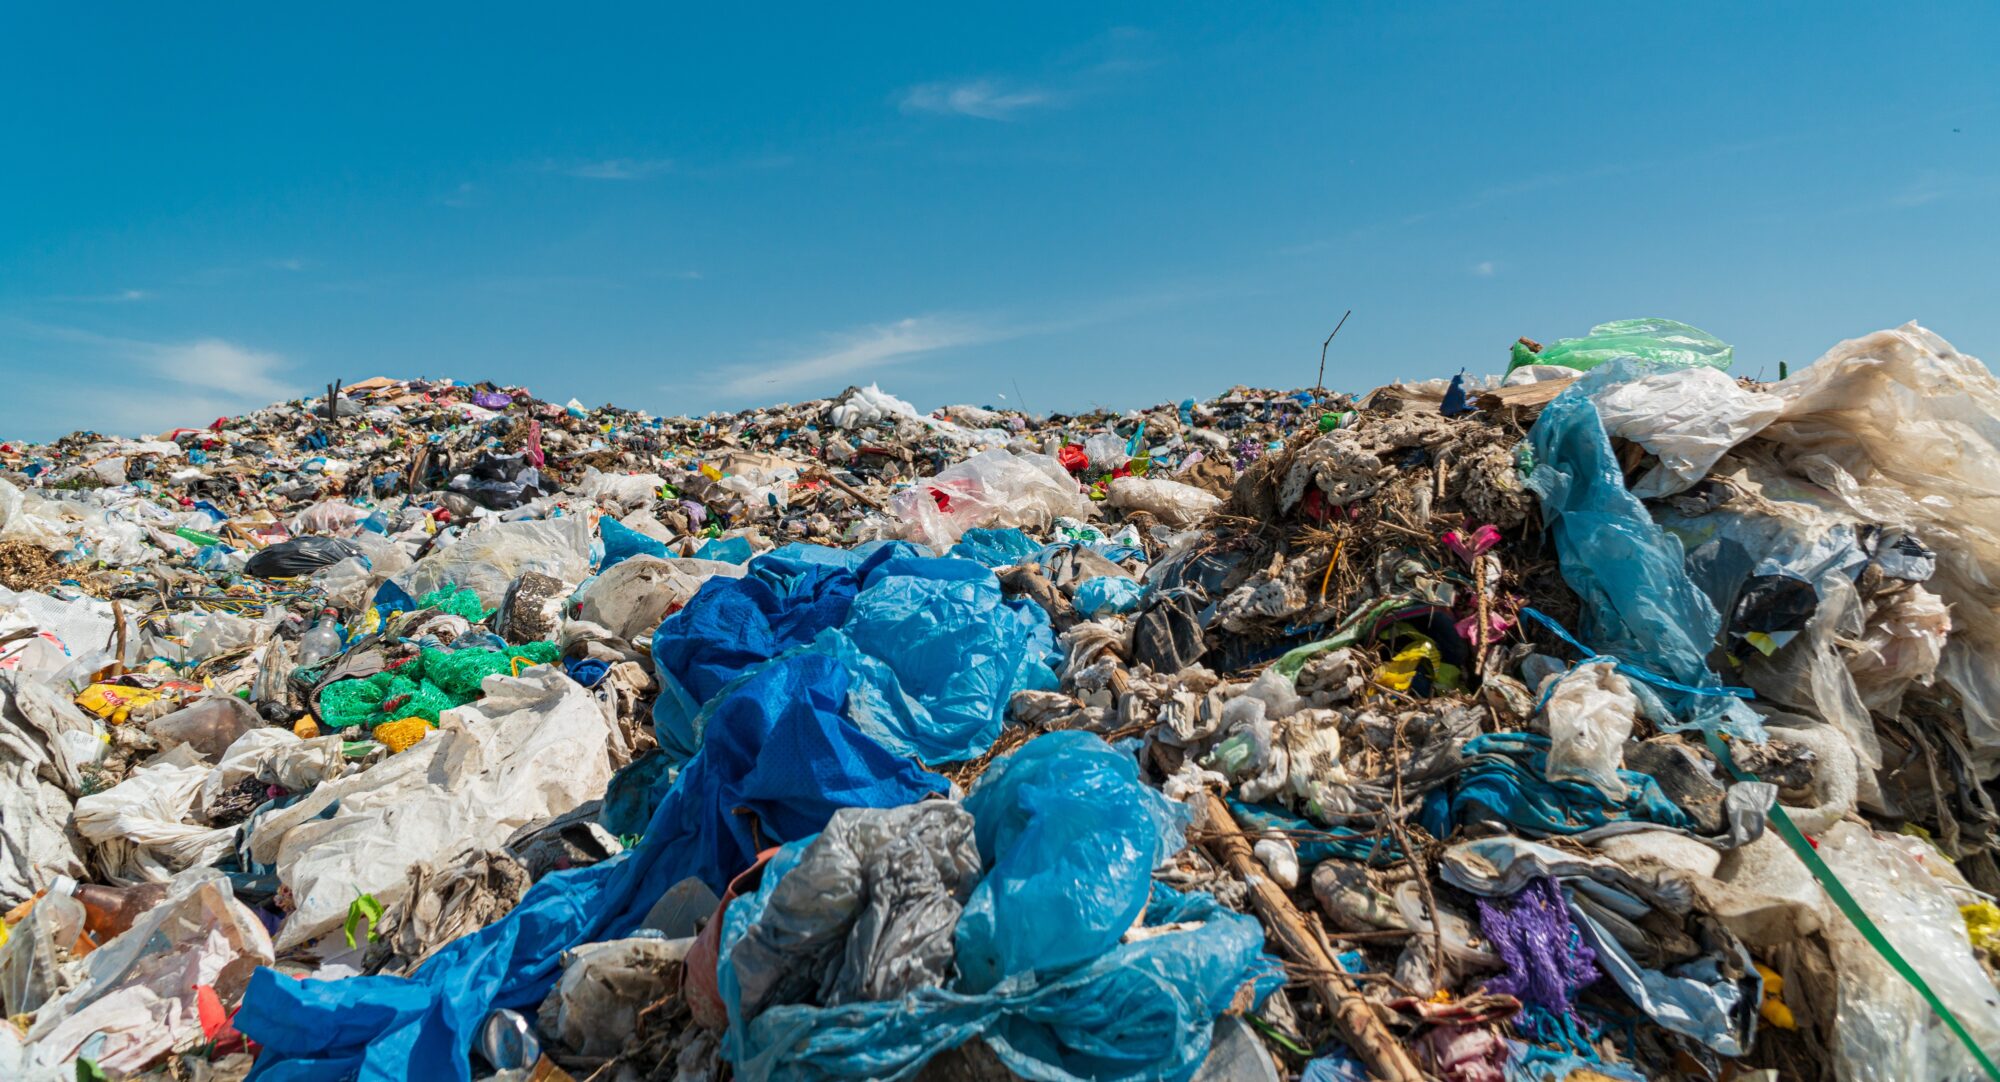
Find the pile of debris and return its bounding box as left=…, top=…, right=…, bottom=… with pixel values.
left=3, top=318, right=1999, bottom=1082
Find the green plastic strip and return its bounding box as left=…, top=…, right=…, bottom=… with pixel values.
left=1705, top=731, right=2000, bottom=1081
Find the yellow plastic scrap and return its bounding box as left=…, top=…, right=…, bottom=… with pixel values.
left=373, top=716, right=432, bottom=754
left=75, top=683, right=164, bottom=725
left=1754, top=963, right=1796, bottom=1030
left=1963, top=901, right=2000, bottom=955
left=292, top=715, right=320, bottom=739
left=700, top=464, right=724, bottom=482
left=1374, top=640, right=1463, bottom=694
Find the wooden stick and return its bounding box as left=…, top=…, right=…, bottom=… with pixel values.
left=1196, top=790, right=1424, bottom=1082
left=809, top=467, right=883, bottom=511
left=110, top=598, right=128, bottom=677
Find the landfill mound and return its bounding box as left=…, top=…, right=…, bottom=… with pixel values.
left=3, top=320, right=2000, bottom=1081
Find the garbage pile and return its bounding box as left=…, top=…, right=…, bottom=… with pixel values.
left=3, top=320, right=2000, bottom=1081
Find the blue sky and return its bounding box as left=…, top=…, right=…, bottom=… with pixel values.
left=4, top=3, right=1997, bottom=440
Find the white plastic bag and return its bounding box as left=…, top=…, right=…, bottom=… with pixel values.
left=1541, top=658, right=1637, bottom=800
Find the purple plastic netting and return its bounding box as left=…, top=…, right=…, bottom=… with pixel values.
left=1476, top=876, right=1596, bottom=1027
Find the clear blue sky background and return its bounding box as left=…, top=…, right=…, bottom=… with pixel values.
left=4, top=3, right=1996, bottom=440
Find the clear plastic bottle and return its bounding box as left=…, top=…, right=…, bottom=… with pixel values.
left=297, top=608, right=344, bottom=666
left=47, top=876, right=170, bottom=942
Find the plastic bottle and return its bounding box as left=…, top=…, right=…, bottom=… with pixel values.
left=47, top=876, right=170, bottom=942
left=175, top=525, right=223, bottom=547
left=297, top=608, right=344, bottom=666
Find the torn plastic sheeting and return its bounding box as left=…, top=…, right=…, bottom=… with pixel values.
left=234, top=651, right=947, bottom=1082
left=719, top=810, right=1277, bottom=1082
left=654, top=543, right=1057, bottom=768
left=1526, top=371, right=1764, bottom=739
left=1588, top=364, right=1781, bottom=498
left=72, top=756, right=238, bottom=884
left=649, top=544, right=899, bottom=760
left=0, top=673, right=100, bottom=905
left=725, top=802, right=982, bottom=1020
left=1507, top=318, right=1733, bottom=375
left=23, top=869, right=273, bottom=1075
left=1570, top=899, right=1761, bottom=1056
left=1420, top=733, right=1694, bottom=839
left=1761, top=323, right=2000, bottom=777
left=956, top=731, right=1193, bottom=992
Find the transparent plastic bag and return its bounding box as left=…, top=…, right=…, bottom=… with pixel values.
left=1541, top=658, right=1637, bottom=800
left=1817, top=822, right=2000, bottom=1082
left=393, top=514, right=592, bottom=608
left=1509, top=318, right=1733, bottom=374
left=888, top=449, right=1095, bottom=550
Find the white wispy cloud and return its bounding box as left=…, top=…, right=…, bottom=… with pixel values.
left=47, top=288, right=153, bottom=303
left=898, top=80, right=1058, bottom=121
left=1471, top=260, right=1497, bottom=277
left=558, top=158, right=675, bottom=180
left=2, top=319, right=301, bottom=437
left=716, top=316, right=1002, bottom=396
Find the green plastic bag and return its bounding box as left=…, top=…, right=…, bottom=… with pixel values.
left=1509, top=318, right=1732, bottom=374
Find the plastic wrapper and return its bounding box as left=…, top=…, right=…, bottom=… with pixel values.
left=1588, top=366, right=1782, bottom=497
left=888, top=449, right=1094, bottom=550
left=1540, top=658, right=1638, bottom=800
left=1816, top=822, right=2000, bottom=1081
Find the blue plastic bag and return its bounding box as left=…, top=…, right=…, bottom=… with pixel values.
left=949, top=527, right=1043, bottom=569
left=1073, top=574, right=1148, bottom=617
left=956, top=732, right=1191, bottom=991
left=597, top=515, right=669, bottom=571
left=1527, top=363, right=1763, bottom=738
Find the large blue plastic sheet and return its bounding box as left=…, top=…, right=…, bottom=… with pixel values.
left=650, top=546, right=883, bottom=754
left=839, top=554, right=1058, bottom=764
left=655, top=544, right=1058, bottom=768
left=1420, top=733, right=1693, bottom=838
left=955, top=731, right=1192, bottom=991
left=235, top=652, right=946, bottom=1082
left=1527, top=364, right=1763, bottom=738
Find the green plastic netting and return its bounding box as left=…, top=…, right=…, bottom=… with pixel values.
left=415, top=585, right=493, bottom=623
left=318, top=640, right=562, bottom=730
